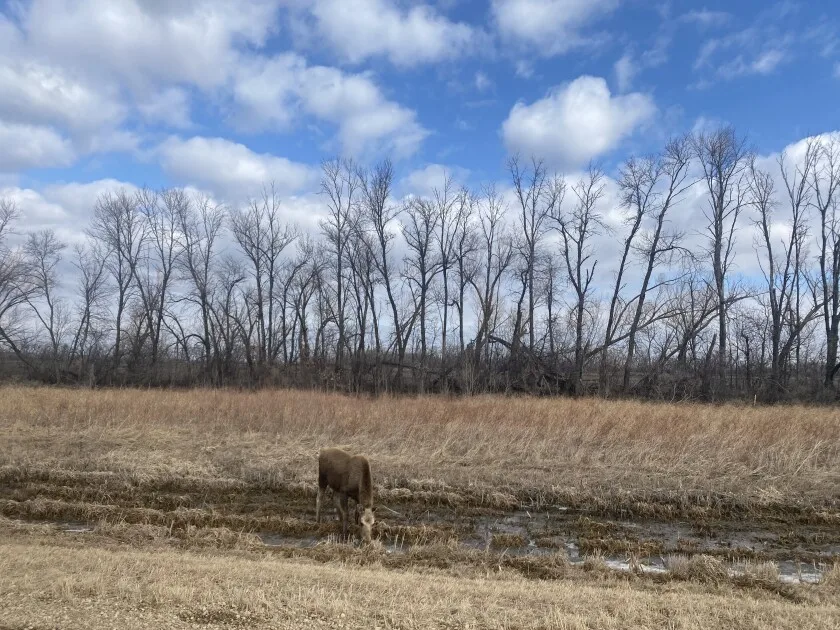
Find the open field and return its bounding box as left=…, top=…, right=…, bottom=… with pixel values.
left=1, top=386, right=840, bottom=628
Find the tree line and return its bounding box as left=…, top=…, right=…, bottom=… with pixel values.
left=1, top=126, right=839, bottom=402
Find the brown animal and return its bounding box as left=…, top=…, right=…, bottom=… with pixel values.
left=316, top=447, right=375, bottom=542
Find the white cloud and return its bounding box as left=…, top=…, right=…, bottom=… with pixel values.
left=693, top=5, right=795, bottom=84
left=614, top=53, right=636, bottom=92
left=475, top=71, right=492, bottom=92
left=400, top=164, right=471, bottom=197
left=137, top=87, right=193, bottom=129
left=0, top=59, right=125, bottom=133
left=21, top=0, right=281, bottom=90
left=716, top=49, right=786, bottom=79
left=679, top=10, right=731, bottom=29
left=501, top=76, right=656, bottom=169
left=232, top=53, right=428, bottom=158
left=491, top=0, right=619, bottom=55
left=0, top=122, right=75, bottom=170
left=835, top=62, right=840, bottom=79
left=157, top=136, right=316, bottom=201
left=1, top=179, right=141, bottom=249
left=42, top=179, right=140, bottom=220
left=514, top=60, right=534, bottom=78
left=288, top=0, right=482, bottom=66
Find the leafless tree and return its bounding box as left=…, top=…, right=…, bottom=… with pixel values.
left=430, top=175, right=466, bottom=360
left=451, top=190, right=479, bottom=354
left=621, top=136, right=694, bottom=390
left=230, top=184, right=298, bottom=371
left=403, top=195, right=441, bottom=372
left=360, top=159, right=414, bottom=381
left=320, top=159, right=361, bottom=371
left=552, top=166, right=607, bottom=394
left=176, top=193, right=225, bottom=378
left=23, top=229, right=69, bottom=378
left=0, top=199, right=37, bottom=368
left=509, top=156, right=563, bottom=353
left=750, top=142, right=821, bottom=396
left=693, top=126, right=751, bottom=396
left=88, top=190, right=147, bottom=373
left=67, top=240, right=108, bottom=378
left=469, top=185, right=514, bottom=366
left=811, top=136, right=840, bottom=386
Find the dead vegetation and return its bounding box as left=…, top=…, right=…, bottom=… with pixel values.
left=2, top=386, right=838, bottom=519
left=3, top=539, right=839, bottom=629
left=1, top=386, right=839, bottom=626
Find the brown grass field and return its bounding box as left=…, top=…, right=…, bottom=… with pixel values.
left=1, top=386, right=839, bottom=628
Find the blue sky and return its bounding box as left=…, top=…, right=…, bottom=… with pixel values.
left=1, top=0, right=839, bottom=242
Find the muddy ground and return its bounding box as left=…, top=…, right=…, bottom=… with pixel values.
left=1, top=465, right=837, bottom=586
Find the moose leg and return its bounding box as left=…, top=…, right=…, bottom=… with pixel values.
left=316, top=486, right=325, bottom=523
left=339, top=494, right=350, bottom=540
left=333, top=492, right=348, bottom=538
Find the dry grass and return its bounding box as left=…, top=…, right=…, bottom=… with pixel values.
left=1, top=386, right=838, bottom=518
left=2, top=386, right=839, bottom=627
left=1, top=539, right=839, bottom=629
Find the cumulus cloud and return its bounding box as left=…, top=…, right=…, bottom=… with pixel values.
left=0, top=59, right=125, bottom=133
left=157, top=136, right=316, bottom=201
left=501, top=76, right=656, bottom=169
left=491, top=0, right=619, bottom=55
left=137, top=87, right=193, bottom=129
left=232, top=54, right=428, bottom=158
left=0, top=0, right=429, bottom=173
left=289, top=0, right=482, bottom=66
left=0, top=122, right=75, bottom=170
left=21, top=0, right=281, bottom=89
left=399, top=164, right=471, bottom=197
left=1, top=178, right=142, bottom=250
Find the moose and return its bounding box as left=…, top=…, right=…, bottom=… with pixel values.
left=316, top=447, right=376, bottom=543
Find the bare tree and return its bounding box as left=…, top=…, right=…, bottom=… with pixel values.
left=621, top=136, right=693, bottom=390
left=230, top=185, right=298, bottom=372
left=750, top=142, right=820, bottom=396
left=509, top=156, right=563, bottom=353
left=469, top=185, right=515, bottom=367
left=693, top=126, right=751, bottom=396
left=23, top=229, right=69, bottom=379
left=430, top=175, right=466, bottom=360
left=360, top=159, right=415, bottom=382
left=136, top=188, right=184, bottom=366
left=452, top=190, right=479, bottom=354
left=811, top=136, right=840, bottom=386
left=67, top=240, right=108, bottom=379
left=320, top=159, right=361, bottom=372
left=88, top=190, right=147, bottom=373
left=0, top=199, right=37, bottom=368
left=552, top=166, right=607, bottom=394
left=403, top=195, right=441, bottom=371
left=177, top=193, right=225, bottom=379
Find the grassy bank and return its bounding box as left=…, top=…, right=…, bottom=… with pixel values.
left=1, top=386, right=839, bottom=519
left=1, top=538, right=839, bottom=629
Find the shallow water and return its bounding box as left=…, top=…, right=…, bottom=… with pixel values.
left=43, top=515, right=838, bottom=586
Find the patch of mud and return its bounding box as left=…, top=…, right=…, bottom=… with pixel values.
left=10, top=516, right=836, bottom=587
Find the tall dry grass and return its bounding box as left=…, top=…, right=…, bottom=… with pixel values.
left=1, top=386, right=839, bottom=513
left=2, top=540, right=839, bottom=629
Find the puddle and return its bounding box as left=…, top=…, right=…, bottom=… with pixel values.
left=58, top=521, right=94, bottom=534
left=22, top=517, right=839, bottom=587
